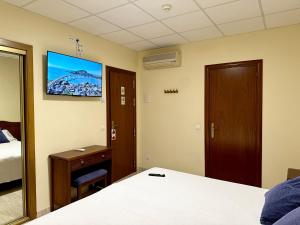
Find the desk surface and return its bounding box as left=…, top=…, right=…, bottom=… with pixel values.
left=50, top=145, right=111, bottom=161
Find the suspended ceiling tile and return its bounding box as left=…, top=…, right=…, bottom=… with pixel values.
left=128, top=21, right=174, bottom=39
left=205, top=0, right=261, bottom=24
left=162, top=10, right=213, bottom=32
left=70, top=16, right=121, bottom=35
left=98, top=4, right=155, bottom=28
left=24, top=0, right=89, bottom=23
left=135, top=0, right=200, bottom=19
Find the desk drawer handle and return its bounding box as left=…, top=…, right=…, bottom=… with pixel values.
left=101, top=154, right=106, bottom=158
left=80, top=159, right=85, bottom=165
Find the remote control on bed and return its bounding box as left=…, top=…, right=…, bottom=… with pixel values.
left=148, top=173, right=165, bottom=177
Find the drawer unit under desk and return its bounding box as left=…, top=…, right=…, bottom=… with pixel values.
left=50, top=145, right=112, bottom=211
left=70, top=150, right=112, bottom=171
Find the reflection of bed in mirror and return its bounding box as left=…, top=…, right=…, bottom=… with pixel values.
left=0, top=121, right=22, bottom=185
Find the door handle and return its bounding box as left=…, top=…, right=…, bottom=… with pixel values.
left=210, top=122, right=215, bottom=139
left=111, top=121, right=117, bottom=141
left=111, top=128, right=117, bottom=141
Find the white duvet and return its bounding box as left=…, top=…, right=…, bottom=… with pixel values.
left=26, top=168, right=267, bottom=225
left=0, top=140, right=22, bottom=184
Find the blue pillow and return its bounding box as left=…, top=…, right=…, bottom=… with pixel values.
left=273, top=207, right=300, bottom=225
left=260, top=176, right=300, bottom=224
left=0, top=129, right=9, bottom=144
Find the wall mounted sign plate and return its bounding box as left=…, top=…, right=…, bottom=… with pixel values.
left=121, top=96, right=126, bottom=105
left=121, top=86, right=125, bottom=95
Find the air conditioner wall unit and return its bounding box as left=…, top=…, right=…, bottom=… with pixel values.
left=143, top=51, right=181, bottom=70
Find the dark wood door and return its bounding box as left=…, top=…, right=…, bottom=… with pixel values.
left=107, top=67, right=136, bottom=182
left=205, top=60, right=262, bottom=187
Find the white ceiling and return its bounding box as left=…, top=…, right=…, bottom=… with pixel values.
left=3, top=0, right=300, bottom=51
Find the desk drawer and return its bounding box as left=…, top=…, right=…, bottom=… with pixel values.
left=71, top=151, right=111, bottom=171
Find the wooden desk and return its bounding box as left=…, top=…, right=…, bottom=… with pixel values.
left=50, top=145, right=112, bottom=211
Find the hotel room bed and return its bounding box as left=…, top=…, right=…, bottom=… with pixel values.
left=0, top=121, right=22, bottom=184
left=26, top=168, right=267, bottom=225
left=0, top=140, right=22, bottom=184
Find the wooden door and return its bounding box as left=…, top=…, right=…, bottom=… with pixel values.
left=106, top=66, right=136, bottom=182
left=205, top=60, right=262, bottom=187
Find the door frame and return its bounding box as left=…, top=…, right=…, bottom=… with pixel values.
left=0, top=38, right=37, bottom=223
left=204, top=60, right=263, bottom=187
left=106, top=66, right=137, bottom=171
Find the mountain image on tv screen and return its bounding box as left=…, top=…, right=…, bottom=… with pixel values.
left=47, top=51, right=102, bottom=97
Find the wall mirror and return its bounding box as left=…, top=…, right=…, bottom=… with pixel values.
left=0, top=50, right=24, bottom=225
left=0, top=39, right=36, bottom=225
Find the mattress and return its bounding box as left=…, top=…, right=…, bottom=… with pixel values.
left=26, top=168, right=267, bottom=225
left=0, top=140, right=22, bottom=184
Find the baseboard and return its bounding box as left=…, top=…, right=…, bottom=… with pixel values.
left=37, top=207, right=50, bottom=217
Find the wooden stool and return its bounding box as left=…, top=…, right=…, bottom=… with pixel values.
left=72, top=169, right=108, bottom=200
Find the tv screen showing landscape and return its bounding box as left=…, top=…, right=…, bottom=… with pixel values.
left=47, top=51, right=102, bottom=97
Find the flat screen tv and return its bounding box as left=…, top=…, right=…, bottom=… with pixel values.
left=47, top=51, right=102, bottom=97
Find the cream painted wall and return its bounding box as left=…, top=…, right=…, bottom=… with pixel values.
left=0, top=55, right=20, bottom=122
left=138, top=24, right=300, bottom=189
left=0, top=1, right=138, bottom=212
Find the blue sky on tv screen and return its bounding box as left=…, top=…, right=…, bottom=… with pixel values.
left=47, top=51, right=102, bottom=80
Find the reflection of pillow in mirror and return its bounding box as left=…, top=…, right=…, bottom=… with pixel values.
left=0, top=130, right=9, bottom=144
left=2, top=129, right=17, bottom=142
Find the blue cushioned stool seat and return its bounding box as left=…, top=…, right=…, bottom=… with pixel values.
left=72, top=169, right=108, bottom=187
left=72, top=169, right=108, bottom=199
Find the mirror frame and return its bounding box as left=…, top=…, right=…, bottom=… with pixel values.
left=0, top=38, right=36, bottom=224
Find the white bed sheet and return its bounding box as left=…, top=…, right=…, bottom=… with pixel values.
left=26, top=168, right=267, bottom=225
left=0, top=140, right=22, bottom=184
